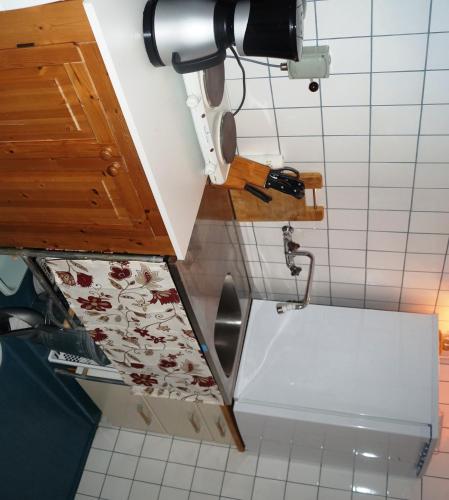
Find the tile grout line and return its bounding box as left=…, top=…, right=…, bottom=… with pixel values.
left=157, top=434, right=175, bottom=500
left=397, top=0, right=435, bottom=312
left=313, top=0, right=332, bottom=307
left=363, top=0, right=375, bottom=310
left=97, top=427, right=120, bottom=500
left=433, top=240, right=449, bottom=315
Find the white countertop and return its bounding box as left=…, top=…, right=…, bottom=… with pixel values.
left=84, top=0, right=207, bottom=259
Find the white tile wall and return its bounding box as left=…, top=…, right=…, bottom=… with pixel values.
left=225, top=0, right=449, bottom=321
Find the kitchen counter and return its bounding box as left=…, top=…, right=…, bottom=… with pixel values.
left=84, top=0, right=207, bottom=259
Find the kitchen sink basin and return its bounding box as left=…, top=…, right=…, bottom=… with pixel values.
left=214, top=273, right=242, bottom=378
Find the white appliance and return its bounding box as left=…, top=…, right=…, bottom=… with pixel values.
left=182, top=63, right=234, bottom=184
left=235, top=301, right=440, bottom=480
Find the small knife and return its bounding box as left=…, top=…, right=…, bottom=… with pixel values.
left=265, top=168, right=305, bottom=200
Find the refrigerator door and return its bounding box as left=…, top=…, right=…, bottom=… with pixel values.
left=235, top=300, right=439, bottom=436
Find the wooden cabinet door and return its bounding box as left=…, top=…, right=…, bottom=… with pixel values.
left=0, top=21, right=173, bottom=255
left=144, top=396, right=213, bottom=441
left=78, top=380, right=165, bottom=434
left=199, top=404, right=234, bottom=445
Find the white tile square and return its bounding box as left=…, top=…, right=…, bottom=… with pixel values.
left=252, top=477, right=285, bottom=500
left=419, top=136, right=449, bottom=163
left=441, top=274, right=449, bottom=290
left=439, top=427, right=449, bottom=451
left=189, top=493, right=219, bottom=500
left=226, top=78, right=272, bottom=110
left=438, top=291, right=449, bottom=306
left=303, top=1, right=316, bottom=40
left=371, top=106, right=421, bottom=135
left=322, top=37, right=371, bottom=74
left=367, top=250, right=405, bottom=270
left=329, top=249, right=366, bottom=268
left=368, top=231, right=407, bottom=252
left=321, top=74, right=371, bottom=106
left=264, top=278, right=297, bottom=296
left=100, top=475, right=132, bottom=500
left=373, top=0, right=431, bottom=35
left=369, top=211, right=409, bottom=232
left=372, top=72, right=424, bottom=105
left=129, top=481, right=160, bottom=500
left=387, top=474, right=422, bottom=500
left=285, top=482, right=317, bottom=500
left=323, top=107, right=370, bottom=136
left=271, top=77, right=321, bottom=108
left=366, top=285, right=401, bottom=302
left=367, top=269, right=404, bottom=287
left=85, top=448, right=112, bottom=474
left=135, top=457, right=166, bottom=484
left=327, top=187, right=368, bottom=210
left=424, top=70, right=449, bottom=104
left=427, top=33, right=449, bottom=70
left=422, top=476, right=449, bottom=500
left=415, top=164, right=449, bottom=188
left=410, top=212, right=449, bottom=233
left=400, top=302, right=435, bottom=313
left=325, top=136, right=369, bottom=162
left=236, top=110, right=277, bottom=137
left=353, top=456, right=387, bottom=496
left=197, top=444, right=229, bottom=471
left=280, top=136, right=324, bottom=162
left=261, top=262, right=297, bottom=280
left=413, top=189, right=449, bottom=212
left=401, top=288, right=438, bottom=306
left=441, top=382, right=449, bottom=405
left=408, top=234, right=449, bottom=254
left=288, top=445, right=321, bottom=486
left=226, top=449, right=258, bottom=476
left=191, top=468, right=224, bottom=496
left=93, top=427, right=119, bottom=451
left=107, top=453, right=138, bottom=479
left=276, top=108, right=322, bottom=136
left=326, top=163, right=369, bottom=187
left=141, top=434, right=172, bottom=461
left=330, top=266, right=366, bottom=285
left=371, top=136, right=418, bottom=163
left=328, top=210, right=368, bottom=231
left=370, top=163, right=415, bottom=188
left=76, top=495, right=99, bottom=500
left=331, top=283, right=365, bottom=300
left=405, top=253, right=445, bottom=272
left=373, top=34, right=427, bottom=72
left=163, top=463, right=195, bottom=490
left=225, top=53, right=268, bottom=79
left=221, top=472, right=254, bottom=500
left=421, top=105, right=449, bottom=134
left=238, top=226, right=256, bottom=245
left=316, top=0, right=371, bottom=38
left=237, top=137, right=280, bottom=157
left=78, top=470, right=105, bottom=497
left=159, top=486, right=189, bottom=500
left=352, top=495, right=385, bottom=500
left=431, top=0, right=449, bottom=31
left=318, top=488, right=351, bottom=500
left=256, top=443, right=289, bottom=481
left=114, top=430, right=144, bottom=456
left=366, top=300, right=399, bottom=311
left=370, top=188, right=412, bottom=211
left=169, top=439, right=200, bottom=466
left=329, top=230, right=367, bottom=250
left=403, top=271, right=442, bottom=289
left=320, top=450, right=354, bottom=491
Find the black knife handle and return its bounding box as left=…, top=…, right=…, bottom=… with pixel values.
left=244, top=184, right=272, bottom=204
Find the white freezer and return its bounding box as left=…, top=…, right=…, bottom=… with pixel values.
left=234, top=300, right=440, bottom=476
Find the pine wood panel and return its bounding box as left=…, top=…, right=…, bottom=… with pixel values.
left=0, top=1, right=174, bottom=255
left=0, top=0, right=94, bottom=50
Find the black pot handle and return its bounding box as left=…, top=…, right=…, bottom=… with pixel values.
left=172, top=49, right=227, bottom=74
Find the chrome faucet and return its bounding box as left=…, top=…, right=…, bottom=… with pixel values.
left=276, top=226, right=315, bottom=314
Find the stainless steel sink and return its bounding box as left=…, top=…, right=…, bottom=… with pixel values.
left=214, top=274, right=242, bottom=378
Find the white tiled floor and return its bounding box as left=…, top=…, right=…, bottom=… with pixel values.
left=77, top=364, right=449, bottom=500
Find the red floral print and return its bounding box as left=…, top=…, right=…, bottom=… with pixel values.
left=134, top=328, right=149, bottom=337
left=130, top=363, right=145, bottom=369
left=149, top=336, right=166, bottom=344
left=109, top=266, right=131, bottom=281
left=77, top=273, right=93, bottom=288
left=182, top=329, right=195, bottom=339
left=77, top=296, right=112, bottom=312
left=150, top=288, right=180, bottom=305
left=56, top=271, right=75, bottom=286
left=192, top=376, right=216, bottom=388
left=159, top=359, right=177, bottom=369
left=131, top=373, right=158, bottom=386
left=91, top=328, right=108, bottom=342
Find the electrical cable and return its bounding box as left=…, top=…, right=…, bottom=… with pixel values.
left=233, top=56, right=280, bottom=68
left=229, top=46, right=246, bottom=116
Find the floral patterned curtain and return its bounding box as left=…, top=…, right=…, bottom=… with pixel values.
left=43, top=258, right=223, bottom=404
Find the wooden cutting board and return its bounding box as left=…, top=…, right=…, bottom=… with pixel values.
left=220, top=157, right=324, bottom=222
